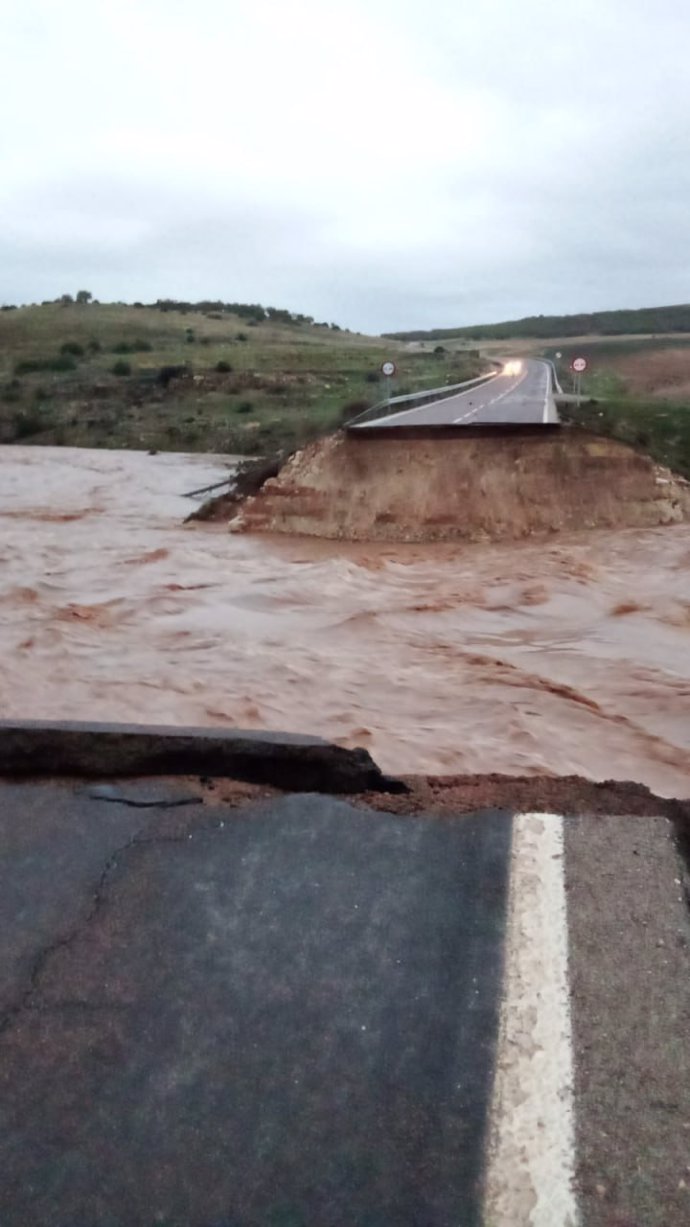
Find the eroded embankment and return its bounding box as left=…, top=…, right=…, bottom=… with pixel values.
left=230, top=428, right=690, bottom=542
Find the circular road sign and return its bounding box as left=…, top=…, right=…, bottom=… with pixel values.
left=381, top=361, right=396, bottom=377
left=572, top=356, right=587, bottom=373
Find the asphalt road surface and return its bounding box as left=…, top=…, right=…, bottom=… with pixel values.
left=2, top=777, right=689, bottom=1225
left=356, top=358, right=558, bottom=429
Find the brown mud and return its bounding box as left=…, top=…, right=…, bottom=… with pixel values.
left=1, top=446, right=688, bottom=797
left=197, top=771, right=688, bottom=819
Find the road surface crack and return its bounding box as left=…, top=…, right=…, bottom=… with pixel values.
left=0, top=817, right=228, bottom=1038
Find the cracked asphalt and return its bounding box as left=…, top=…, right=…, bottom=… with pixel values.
left=2, top=777, right=690, bottom=1226
left=0, top=780, right=511, bottom=1227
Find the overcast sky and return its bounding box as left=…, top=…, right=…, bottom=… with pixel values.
left=3, top=0, right=689, bottom=332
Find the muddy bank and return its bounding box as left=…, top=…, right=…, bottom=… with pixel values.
left=199, top=770, right=689, bottom=818
left=1, top=446, right=689, bottom=797
left=231, top=428, right=689, bottom=542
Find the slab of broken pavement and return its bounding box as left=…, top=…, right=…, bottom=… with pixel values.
left=1, top=718, right=689, bottom=1227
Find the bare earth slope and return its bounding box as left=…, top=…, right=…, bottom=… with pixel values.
left=232, top=429, right=690, bottom=542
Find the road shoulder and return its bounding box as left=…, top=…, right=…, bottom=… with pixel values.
left=565, top=814, right=690, bottom=1226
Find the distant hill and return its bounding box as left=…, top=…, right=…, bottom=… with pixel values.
left=384, top=304, right=690, bottom=342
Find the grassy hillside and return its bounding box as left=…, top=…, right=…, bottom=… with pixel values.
left=386, top=304, right=690, bottom=343
left=550, top=340, right=690, bottom=480
left=559, top=398, right=690, bottom=481
left=0, top=303, right=483, bottom=454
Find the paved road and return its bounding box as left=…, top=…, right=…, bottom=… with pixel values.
left=355, top=358, right=558, bottom=429
left=1, top=776, right=689, bottom=1225
left=0, top=783, right=510, bottom=1227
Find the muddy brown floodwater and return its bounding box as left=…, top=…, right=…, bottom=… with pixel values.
left=1, top=446, right=689, bottom=796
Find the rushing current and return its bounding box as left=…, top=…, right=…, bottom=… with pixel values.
left=1, top=446, right=688, bottom=796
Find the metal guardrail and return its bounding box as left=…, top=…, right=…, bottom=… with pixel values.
left=345, top=368, right=500, bottom=428
left=543, top=358, right=563, bottom=395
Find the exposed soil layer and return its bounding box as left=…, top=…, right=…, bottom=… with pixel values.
left=231, top=428, right=690, bottom=542
left=355, top=772, right=689, bottom=820
left=22, top=770, right=690, bottom=821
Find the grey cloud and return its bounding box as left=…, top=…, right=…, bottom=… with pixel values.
left=2, top=0, right=690, bottom=331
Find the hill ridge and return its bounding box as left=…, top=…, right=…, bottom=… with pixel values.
left=384, top=303, right=690, bottom=342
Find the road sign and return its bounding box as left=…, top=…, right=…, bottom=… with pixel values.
left=571, top=356, right=587, bottom=409
left=381, top=361, right=396, bottom=377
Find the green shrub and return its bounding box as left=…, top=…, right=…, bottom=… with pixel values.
left=1, top=380, right=22, bottom=403
left=236, top=332, right=248, bottom=342
left=158, top=364, right=188, bottom=387
left=434, top=345, right=446, bottom=354
left=14, top=355, right=77, bottom=375
left=215, top=360, right=233, bottom=373
left=12, top=409, right=47, bottom=438
left=111, top=360, right=132, bottom=376
left=339, top=398, right=370, bottom=425
left=365, top=371, right=380, bottom=384
left=60, top=341, right=85, bottom=357
left=113, top=339, right=152, bottom=354
left=87, top=339, right=101, bottom=354
left=236, top=401, right=254, bottom=414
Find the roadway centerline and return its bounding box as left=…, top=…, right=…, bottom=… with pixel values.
left=350, top=358, right=559, bottom=428
left=484, top=812, right=578, bottom=1227
left=365, top=373, right=502, bottom=428
left=453, top=372, right=526, bottom=424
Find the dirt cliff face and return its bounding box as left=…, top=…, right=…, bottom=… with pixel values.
left=230, top=428, right=690, bottom=542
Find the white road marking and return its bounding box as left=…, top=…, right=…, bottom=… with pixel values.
left=359, top=374, right=501, bottom=428
left=355, top=361, right=556, bottom=428
left=542, top=378, right=550, bottom=423
left=484, top=813, right=579, bottom=1227
left=453, top=372, right=526, bottom=424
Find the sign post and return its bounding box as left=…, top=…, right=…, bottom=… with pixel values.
left=381, top=360, right=397, bottom=406
left=571, top=356, right=587, bottom=407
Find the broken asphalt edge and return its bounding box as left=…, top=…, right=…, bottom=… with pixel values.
left=0, top=719, right=408, bottom=795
